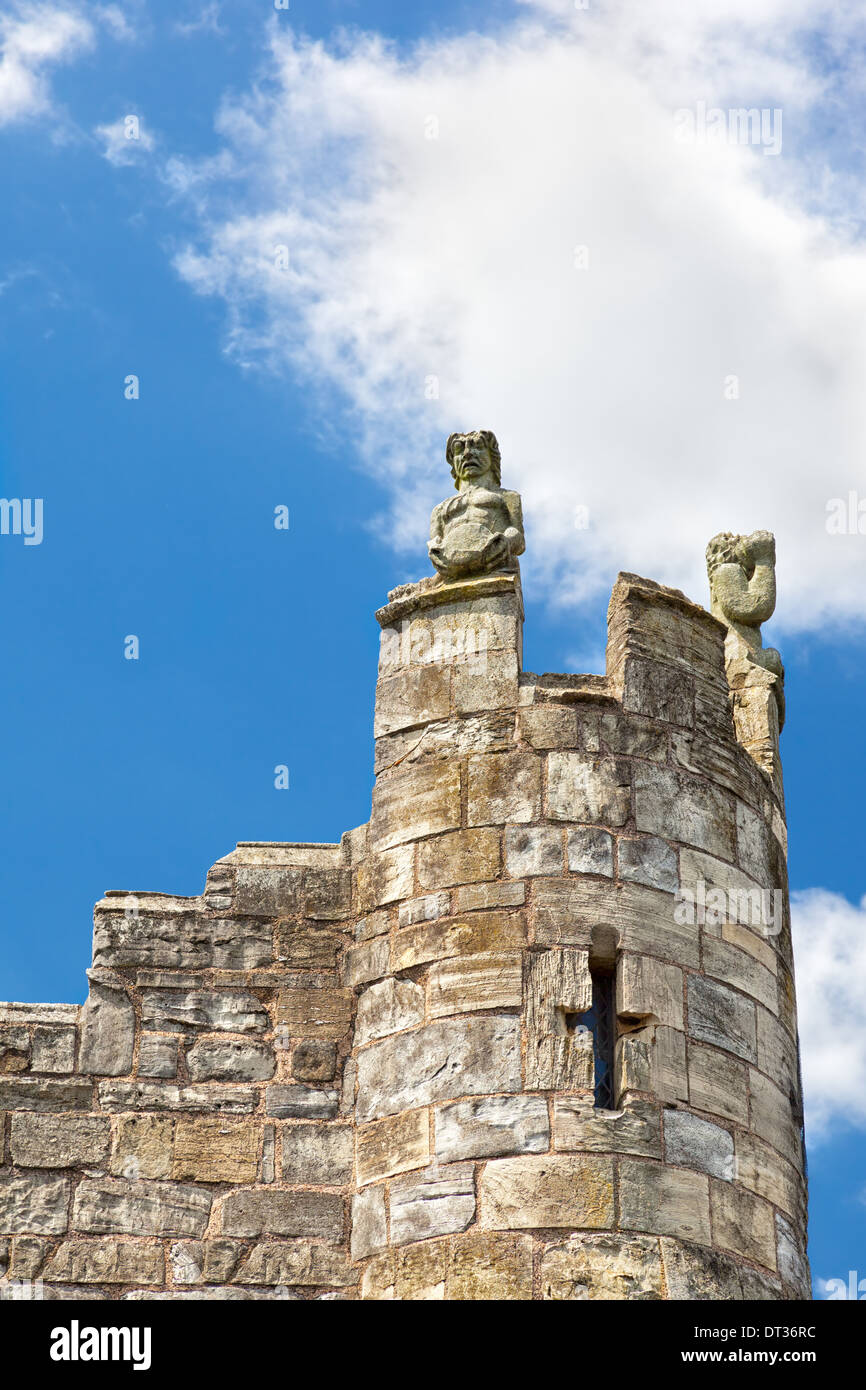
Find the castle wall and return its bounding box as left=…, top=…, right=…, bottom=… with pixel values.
left=0, top=571, right=810, bottom=1300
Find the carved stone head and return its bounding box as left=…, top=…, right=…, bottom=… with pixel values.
left=445, top=429, right=502, bottom=490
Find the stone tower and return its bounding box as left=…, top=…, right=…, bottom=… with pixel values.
left=0, top=434, right=809, bottom=1300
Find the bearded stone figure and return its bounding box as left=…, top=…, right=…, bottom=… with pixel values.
left=428, top=429, right=525, bottom=582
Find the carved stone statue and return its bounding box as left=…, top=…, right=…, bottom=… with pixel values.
left=706, top=529, right=785, bottom=782
left=428, top=430, right=525, bottom=582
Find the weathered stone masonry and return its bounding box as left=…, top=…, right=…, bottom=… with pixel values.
left=0, top=566, right=809, bottom=1300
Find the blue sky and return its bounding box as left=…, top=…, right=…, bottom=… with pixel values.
left=2, top=0, right=865, bottom=1295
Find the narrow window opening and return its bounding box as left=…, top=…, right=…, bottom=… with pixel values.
left=566, top=969, right=616, bottom=1109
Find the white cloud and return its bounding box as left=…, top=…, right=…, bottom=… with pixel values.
left=173, top=3, right=225, bottom=39
left=170, top=4, right=866, bottom=631
left=95, top=113, right=154, bottom=165
left=0, top=3, right=94, bottom=127
left=791, top=888, right=866, bottom=1140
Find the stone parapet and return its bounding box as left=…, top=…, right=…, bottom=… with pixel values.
left=0, top=570, right=808, bottom=1300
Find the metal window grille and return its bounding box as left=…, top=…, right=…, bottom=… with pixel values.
left=567, top=970, right=616, bottom=1109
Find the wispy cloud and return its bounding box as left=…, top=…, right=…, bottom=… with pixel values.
left=95, top=112, right=154, bottom=165
left=173, top=3, right=225, bottom=39
left=0, top=1, right=135, bottom=130
left=792, top=888, right=866, bottom=1140
left=169, top=4, right=866, bottom=630
left=0, top=3, right=94, bottom=127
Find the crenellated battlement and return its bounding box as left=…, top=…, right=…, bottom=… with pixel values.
left=0, top=448, right=808, bottom=1301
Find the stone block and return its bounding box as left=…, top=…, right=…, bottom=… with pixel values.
left=141, top=989, right=268, bottom=1034
left=291, top=1040, right=337, bottom=1081
left=454, top=881, right=525, bottom=912
left=374, top=663, right=451, bottom=737
left=265, top=1085, right=339, bottom=1120
left=618, top=955, right=684, bottom=1031
left=44, top=1239, right=165, bottom=1285
left=343, top=936, right=389, bottom=987
left=0, top=1173, right=70, bottom=1235
left=504, top=826, right=562, bottom=878
left=687, top=1042, right=748, bottom=1124
left=566, top=828, right=613, bottom=877
left=664, top=1110, right=734, bottom=1179
left=618, top=835, right=678, bottom=893
left=616, top=1025, right=688, bottom=1105
left=480, top=1154, right=614, bottom=1230
left=220, top=1189, right=343, bottom=1241
left=138, top=1034, right=179, bottom=1079
left=237, top=1241, right=355, bottom=1287
left=276, top=923, right=343, bottom=969
left=275, top=987, right=353, bottom=1040
left=553, top=1099, right=661, bottom=1158
left=710, top=1179, right=776, bottom=1269
left=390, top=1163, right=476, bottom=1245
left=391, top=910, right=525, bottom=971
left=451, top=649, right=519, bottom=715
left=8, top=1236, right=50, bottom=1279
left=541, top=1233, right=663, bottom=1300
left=518, top=704, right=579, bottom=750
left=78, top=977, right=135, bottom=1077
left=351, top=1186, right=387, bottom=1260
left=749, top=1069, right=799, bottom=1154
left=355, top=978, right=425, bottom=1047
left=619, top=1159, right=710, bottom=1243
left=202, top=1239, right=244, bottom=1283
left=10, top=1113, right=111, bottom=1169
left=0, top=1078, right=92, bottom=1112
left=776, top=1213, right=810, bottom=1297
left=687, top=975, right=756, bottom=1063
left=186, top=1039, right=275, bottom=1082
left=734, top=1131, right=803, bottom=1218
left=234, top=863, right=350, bottom=920
left=525, top=949, right=593, bottom=1091
left=600, top=710, right=667, bottom=760
left=736, top=799, right=776, bottom=886
left=702, top=937, right=777, bottom=1013
left=98, top=1081, right=256, bottom=1114
left=356, top=1016, right=521, bottom=1123
left=0, top=1028, right=30, bottom=1073
left=72, top=1178, right=212, bottom=1238
left=435, top=1096, right=550, bottom=1162
left=355, top=845, right=415, bottom=912
left=622, top=657, right=694, bottom=728
left=467, top=751, right=542, bottom=826
left=93, top=909, right=274, bottom=972
left=448, top=1232, right=534, bottom=1300
left=533, top=878, right=700, bottom=970
left=171, top=1118, right=260, bottom=1184
left=356, top=1107, right=430, bottom=1185
left=547, top=753, right=631, bottom=825
left=633, top=765, right=736, bottom=860
left=30, top=1026, right=76, bottom=1074
left=110, top=1114, right=174, bottom=1180
left=721, top=919, right=777, bottom=973
left=659, top=1236, right=775, bottom=1300
left=370, top=762, right=461, bottom=851
left=398, top=892, right=451, bottom=927
left=282, top=1123, right=353, bottom=1185
left=354, top=909, right=390, bottom=942
left=427, top=952, right=522, bottom=1018
left=416, top=829, right=501, bottom=890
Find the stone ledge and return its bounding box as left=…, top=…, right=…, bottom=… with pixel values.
left=376, top=573, right=523, bottom=629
